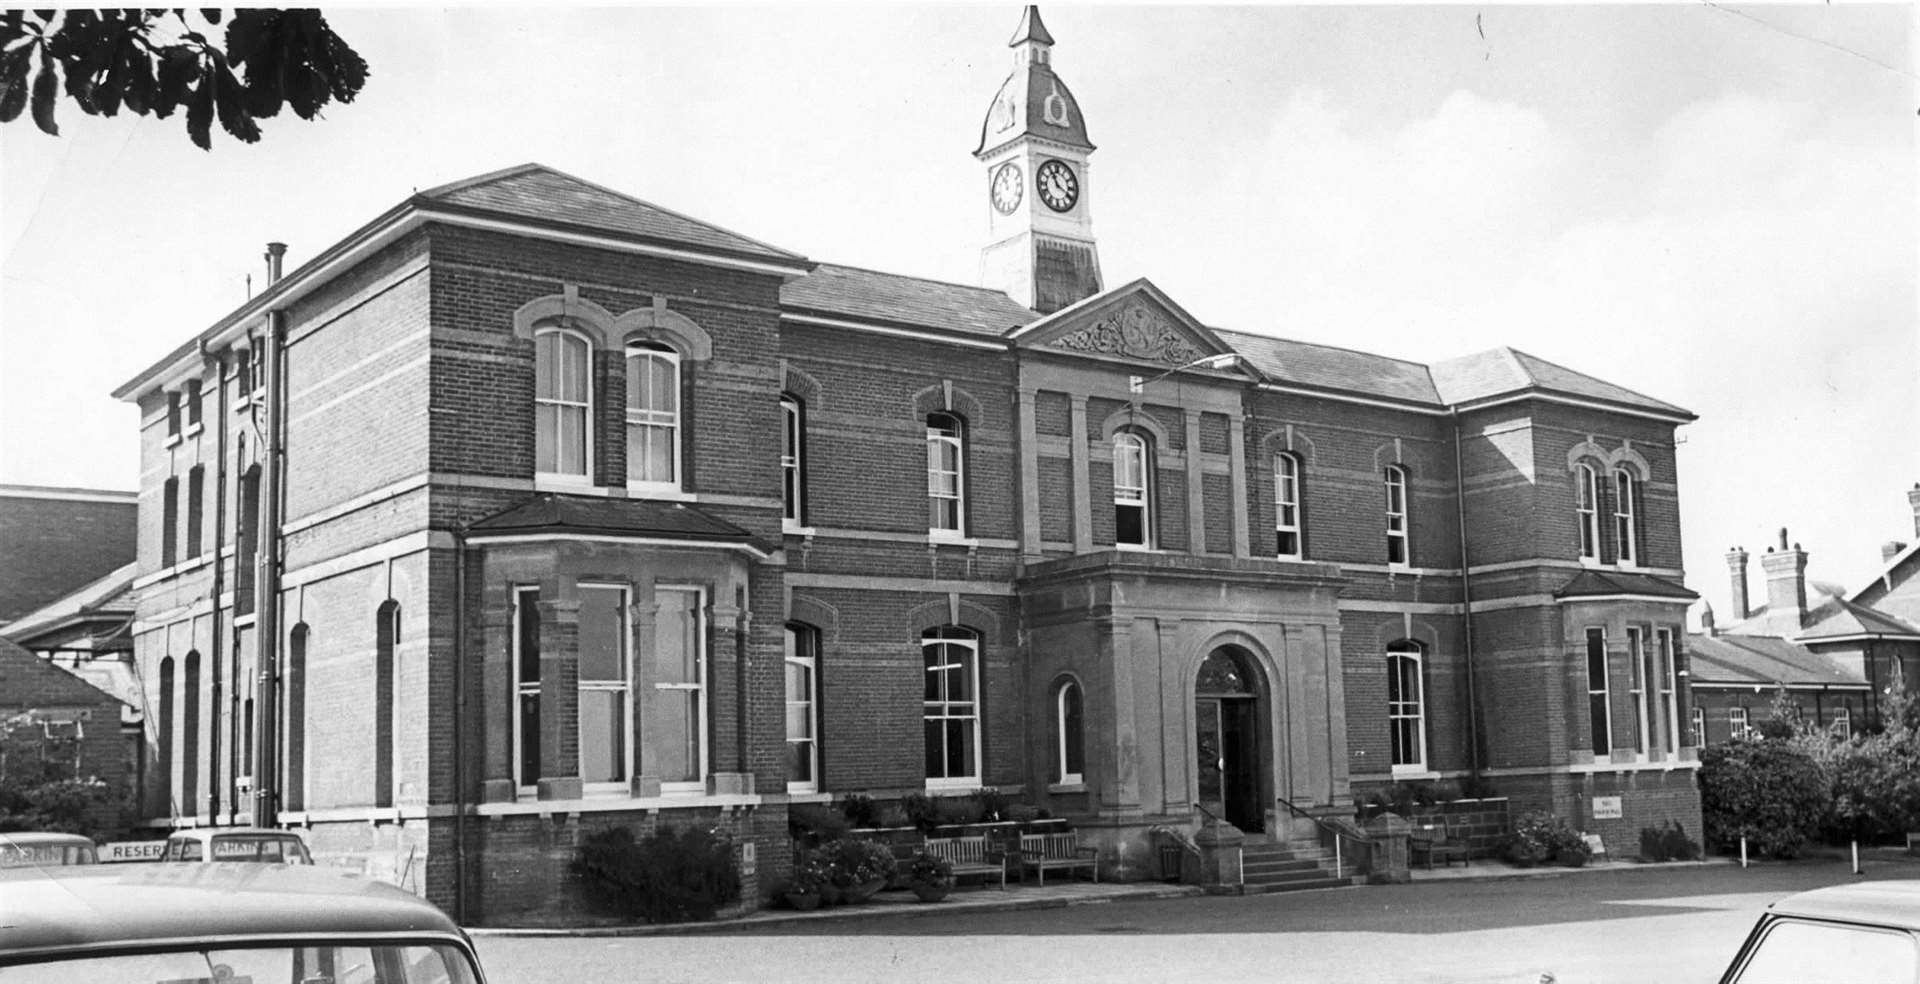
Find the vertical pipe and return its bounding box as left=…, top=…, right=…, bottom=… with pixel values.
left=452, top=526, right=468, bottom=920
left=252, top=307, right=285, bottom=823
left=205, top=341, right=229, bottom=824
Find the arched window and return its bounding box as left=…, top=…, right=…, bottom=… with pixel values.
left=182, top=650, right=201, bottom=817
left=626, top=342, right=680, bottom=489
left=1274, top=452, right=1303, bottom=559
left=1114, top=431, right=1152, bottom=548
left=1055, top=679, right=1084, bottom=785
left=157, top=656, right=175, bottom=817
left=922, top=626, right=980, bottom=787
left=534, top=327, right=592, bottom=479
left=285, top=623, right=307, bottom=812
left=236, top=464, right=260, bottom=616
left=185, top=467, right=204, bottom=560
left=784, top=623, right=820, bottom=792
left=1613, top=468, right=1638, bottom=566
left=781, top=395, right=805, bottom=526
left=161, top=477, right=179, bottom=568
left=1386, top=642, right=1425, bottom=773
left=1384, top=466, right=1410, bottom=566
left=1575, top=463, right=1600, bottom=560
left=375, top=601, right=399, bottom=808
left=927, top=413, right=966, bottom=536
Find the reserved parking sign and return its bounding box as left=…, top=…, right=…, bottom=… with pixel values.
left=100, top=840, right=167, bottom=863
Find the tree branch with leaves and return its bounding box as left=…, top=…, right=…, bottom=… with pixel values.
left=2, top=8, right=368, bottom=150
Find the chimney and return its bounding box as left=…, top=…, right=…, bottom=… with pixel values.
left=1760, top=527, right=1809, bottom=629
left=265, top=242, right=287, bottom=284
left=1909, top=482, right=1920, bottom=539
left=1725, top=546, right=1750, bottom=620
left=1886, top=541, right=1910, bottom=563
left=1700, top=602, right=1717, bottom=637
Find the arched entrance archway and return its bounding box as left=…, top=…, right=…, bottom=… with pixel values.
left=1195, top=646, right=1266, bottom=832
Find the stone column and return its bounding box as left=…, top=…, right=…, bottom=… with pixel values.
left=628, top=593, right=660, bottom=797
left=1070, top=396, right=1092, bottom=552
left=535, top=597, right=582, bottom=801
left=478, top=602, right=517, bottom=803
left=707, top=597, right=753, bottom=795
left=1184, top=410, right=1205, bottom=554
left=1017, top=387, right=1042, bottom=558
left=1228, top=415, right=1250, bottom=558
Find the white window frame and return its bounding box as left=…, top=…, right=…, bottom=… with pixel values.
left=652, top=585, right=708, bottom=794
left=1658, top=628, right=1681, bottom=754
left=927, top=413, right=966, bottom=538
left=1830, top=706, right=1851, bottom=738
left=1613, top=468, right=1639, bottom=567
left=922, top=627, right=981, bottom=790
left=1055, top=679, right=1084, bottom=786
left=1387, top=642, right=1427, bottom=774
left=535, top=326, right=594, bottom=484
left=1114, top=431, right=1152, bottom=549
left=1274, top=452, right=1302, bottom=560
left=1691, top=706, right=1705, bottom=747
left=1728, top=706, right=1749, bottom=740
left=625, top=343, right=682, bottom=493
left=1585, top=627, right=1611, bottom=757
left=781, top=395, right=804, bottom=529
left=1627, top=627, right=1650, bottom=759
left=512, top=586, right=540, bottom=792
left=1575, top=463, right=1600, bottom=562
left=784, top=623, right=819, bottom=794
left=1385, top=465, right=1410, bottom=566
left=577, top=583, right=632, bottom=794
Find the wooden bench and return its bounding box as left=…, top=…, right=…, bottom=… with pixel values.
left=924, top=835, right=1006, bottom=890
left=1409, top=824, right=1468, bottom=869
left=1018, top=831, right=1099, bottom=885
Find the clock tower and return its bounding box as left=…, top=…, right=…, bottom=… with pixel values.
left=977, top=6, right=1102, bottom=315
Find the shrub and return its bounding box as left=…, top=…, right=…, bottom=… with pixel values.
left=572, top=825, right=741, bottom=924
left=1005, top=802, right=1043, bottom=824
left=817, top=837, right=897, bottom=888
left=1638, top=821, right=1699, bottom=862
left=932, top=795, right=983, bottom=827
left=970, top=787, right=1011, bottom=822
left=1699, top=738, right=1828, bottom=858
left=839, top=793, right=881, bottom=828
left=775, top=853, right=830, bottom=902
left=901, top=792, right=939, bottom=832
left=788, top=803, right=851, bottom=847
left=1504, top=811, right=1589, bottom=868
left=907, top=849, right=954, bottom=887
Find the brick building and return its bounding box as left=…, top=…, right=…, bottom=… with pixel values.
left=113, top=9, right=1701, bottom=923
left=0, top=485, right=136, bottom=628
left=0, top=637, right=133, bottom=835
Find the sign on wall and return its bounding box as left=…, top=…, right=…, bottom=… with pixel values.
left=1591, top=796, right=1623, bottom=820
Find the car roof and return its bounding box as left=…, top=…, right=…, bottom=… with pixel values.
left=0, top=832, right=94, bottom=846
left=0, top=864, right=464, bottom=959
left=1766, top=880, right=1920, bottom=931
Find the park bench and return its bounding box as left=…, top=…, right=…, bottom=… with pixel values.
left=1408, top=823, right=1468, bottom=869
left=1018, top=831, right=1100, bottom=885
left=924, top=835, right=1006, bottom=890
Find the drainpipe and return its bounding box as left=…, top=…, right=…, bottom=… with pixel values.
left=452, top=524, right=469, bottom=921
left=1451, top=411, right=1482, bottom=777
left=202, top=339, right=228, bottom=824
left=252, top=243, right=287, bottom=824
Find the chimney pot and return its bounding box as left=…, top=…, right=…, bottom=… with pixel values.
left=1725, top=546, right=1751, bottom=621
left=265, top=242, right=287, bottom=284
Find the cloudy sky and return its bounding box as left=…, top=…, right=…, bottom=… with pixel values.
left=2, top=3, right=1914, bottom=612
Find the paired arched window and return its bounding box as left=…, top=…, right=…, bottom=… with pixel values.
left=784, top=623, right=820, bottom=792
left=182, top=650, right=201, bottom=817
left=157, top=656, right=175, bottom=817
left=927, top=413, right=967, bottom=536
left=922, top=626, right=980, bottom=787
left=185, top=467, right=204, bottom=560
left=161, top=477, right=180, bottom=568
left=1574, top=463, right=1600, bottom=560
left=1613, top=468, right=1638, bottom=565
left=534, top=327, right=592, bottom=479
left=375, top=601, right=399, bottom=808
left=1055, top=678, right=1084, bottom=785
left=1114, top=431, right=1152, bottom=548
left=1384, top=466, right=1410, bottom=566
left=626, top=342, right=681, bottom=489
left=1386, top=642, right=1425, bottom=773
left=781, top=395, right=805, bottom=526
left=1274, top=452, right=1303, bottom=559
left=285, top=623, right=307, bottom=812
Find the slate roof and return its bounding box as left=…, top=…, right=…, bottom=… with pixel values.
left=1429, top=348, right=1693, bottom=419
left=1797, top=598, right=1920, bottom=641
left=468, top=493, right=768, bottom=553
left=1214, top=328, right=1442, bottom=407
left=1554, top=570, right=1698, bottom=600
left=782, top=264, right=1039, bottom=336
left=417, top=164, right=809, bottom=268
left=1, top=561, right=136, bottom=645
left=0, top=637, right=128, bottom=710
left=1687, top=633, right=1867, bottom=689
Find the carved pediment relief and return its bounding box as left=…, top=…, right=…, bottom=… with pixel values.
left=1047, top=302, right=1204, bottom=366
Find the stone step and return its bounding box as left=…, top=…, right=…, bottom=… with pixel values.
left=1240, top=875, right=1359, bottom=895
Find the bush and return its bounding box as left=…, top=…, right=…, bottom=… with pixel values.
left=1504, top=811, right=1589, bottom=868
left=1638, top=821, right=1699, bottom=862
left=932, top=795, right=983, bottom=827
left=1699, top=737, right=1828, bottom=858
left=817, top=837, right=897, bottom=888
left=572, top=825, right=741, bottom=924
left=901, top=792, right=939, bottom=832
left=788, top=803, right=851, bottom=847
left=970, top=787, right=1011, bottom=822
left=907, top=849, right=954, bottom=887
left=839, top=793, right=881, bottom=828
left=0, top=777, right=113, bottom=836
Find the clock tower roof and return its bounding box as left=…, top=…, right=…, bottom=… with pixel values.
left=975, top=6, right=1093, bottom=157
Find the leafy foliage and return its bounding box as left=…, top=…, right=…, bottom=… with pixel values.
left=787, top=802, right=851, bottom=847
left=907, top=848, right=954, bottom=887
left=816, top=837, right=896, bottom=888
left=1698, top=736, right=1829, bottom=858
left=0, top=713, right=116, bottom=837
left=838, top=792, right=880, bottom=828
left=1, top=9, right=368, bottom=149
left=1503, top=811, right=1590, bottom=868
left=1637, top=821, right=1700, bottom=862
left=571, top=825, right=741, bottom=924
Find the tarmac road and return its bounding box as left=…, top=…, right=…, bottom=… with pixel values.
left=473, top=856, right=1919, bottom=984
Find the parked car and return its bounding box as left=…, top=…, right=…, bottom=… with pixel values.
left=160, top=827, right=313, bottom=864
left=1718, top=880, right=1920, bottom=983
left=0, top=832, right=98, bottom=868
left=0, top=863, right=487, bottom=984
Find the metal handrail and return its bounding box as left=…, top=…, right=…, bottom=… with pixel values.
left=1276, top=795, right=1371, bottom=879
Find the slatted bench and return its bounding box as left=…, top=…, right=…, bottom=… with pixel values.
left=1409, top=824, right=1468, bottom=869
left=924, top=835, right=1007, bottom=890
left=1018, top=831, right=1099, bottom=885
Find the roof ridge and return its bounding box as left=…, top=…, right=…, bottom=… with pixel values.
left=413, top=162, right=547, bottom=202
left=1506, top=347, right=1684, bottom=411
left=540, top=166, right=809, bottom=262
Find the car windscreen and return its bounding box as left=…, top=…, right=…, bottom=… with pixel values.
left=207, top=837, right=312, bottom=864
left=0, top=842, right=96, bottom=867
left=0, top=942, right=481, bottom=984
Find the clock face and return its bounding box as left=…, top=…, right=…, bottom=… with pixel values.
left=990, top=161, right=1023, bottom=215
left=1037, top=159, right=1079, bottom=212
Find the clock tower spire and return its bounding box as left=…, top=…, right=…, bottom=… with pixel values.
left=976, top=6, right=1102, bottom=315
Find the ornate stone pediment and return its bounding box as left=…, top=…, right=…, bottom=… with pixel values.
left=1047, top=302, right=1203, bottom=366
